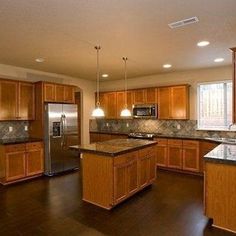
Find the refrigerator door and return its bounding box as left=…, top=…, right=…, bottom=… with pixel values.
left=45, top=103, right=64, bottom=175
left=62, top=104, right=79, bottom=171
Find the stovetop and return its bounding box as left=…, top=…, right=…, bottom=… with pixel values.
left=128, top=132, right=155, bottom=140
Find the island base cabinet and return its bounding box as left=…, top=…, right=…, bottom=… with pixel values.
left=82, top=146, right=156, bottom=210
left=205, top=162, right=236, bottom=233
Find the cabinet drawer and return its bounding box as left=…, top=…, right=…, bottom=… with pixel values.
left=168, top=139, right=182, bottom=146
left=5, top=144, right=25, bottom=153
left=155, top=138, right=167, bottom=145
left=183, top=140, right=199, bottom=148
left=26, top=142, right=43, bottom=150
left=139, top=146, right=155, bottom=157
left=114, top=152, right=138, bottom=166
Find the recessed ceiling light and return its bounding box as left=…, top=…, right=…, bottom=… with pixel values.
left=163, top=64, right=172, bottom=68
left=35, top=58, right=44, bottom=63
left=214, top=58, right=224, bottom=63
left=197, top=41, right=210, bottom=47
left=102, top=74, right=109, bottom=78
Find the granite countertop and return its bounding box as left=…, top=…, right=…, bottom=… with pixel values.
left=204, top=144, right=236, bottom=165
left=70, top=139, right=157, bottom=157
left=0, top=137, right=43, bottom=145
left=90, top=130, right=236, bottom=144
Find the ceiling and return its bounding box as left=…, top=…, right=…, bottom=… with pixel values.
left=0, top=0, right=235, bottom=80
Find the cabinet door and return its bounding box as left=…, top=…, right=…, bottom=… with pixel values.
left=149, top=152, right=157, bottom=182
left=138, top=155, right=150, bottom=188
left=158, top=87, right=171, bottom=119
left=106, top=92, right=117, bottom=118
left=182, top=146, right=199, bottom=172
left=6, top=152, right=26, bottom=181
left=116, top=91, right=125, bottom=118
left=64, top=86, right=75, bottom=103
left=127, top=91, right=134, bottom=112
left=146, top=88, right=157, bottom=104
left=18, top=82, right=35, bottom=120
left=0, top=80, right=18, bottom=120
left=167, top=146, right=182, bottom=169
left=171, top=86, right=189, bottom=119
left=55, top=84, right=65, bottom=102
left=127, top=159, right=138, bottom=196
left=100, top=134, right=112, bottom=141
left=26, top=149, right=44, bottom=176
left=133, top=89, right=146, bottom=104
left=44, top=83, right=55, bottom=102
left=156, top=145, right=168, bottom=167
left=114, top=163, right=128, bottom=204
left=97, top=92, right=107, bottom=115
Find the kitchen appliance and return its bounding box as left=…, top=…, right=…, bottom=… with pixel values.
left=132, top=104, right=157, bottom=119
left=44, top=103, right=79, bottom=176
left=128, top=132, right=155, bottom=140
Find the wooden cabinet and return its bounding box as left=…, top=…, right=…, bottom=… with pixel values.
left=155, top=138, right=168, bottom=167
left=90, top=132, right=127, bottom=143
left=182, top=140, right=199, bottom=172
left=90, top=133, right=100, bottom=143
left=82, top=146, right=156, bottom=209
left=231, top=48, right=236, bottom=123
left=18, top=82, right=35, bottom=120
left=0, top=80, right=35, bottom=120
left=116, top=91, right=125, bottom=118
left=167, top=139, right=183, bottom=169
left=44, top=82, right=75, bottom=103
left=0, top=142, right=44, bottom=185
left=158, top=85, right=189, bottom=120
left=133, top=88, right=157, bottom=104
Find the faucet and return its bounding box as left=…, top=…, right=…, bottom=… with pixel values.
left=228, top=123, right=234, bottom=130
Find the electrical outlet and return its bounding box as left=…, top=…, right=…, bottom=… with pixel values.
left=24, top=126, right=28, bottom=131
left=126, top=123, right=129, bottom=127
left=106, top=122, right=109, bottom=127
left=9, top=126, right=13, bottom=132
left=177, top=124, right=181, bottom=130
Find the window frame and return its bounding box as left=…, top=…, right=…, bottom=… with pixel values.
left=197, top=80, right=232, bottom=131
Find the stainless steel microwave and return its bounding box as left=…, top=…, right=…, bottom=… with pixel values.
left=132, top=104, right=157, bottom=119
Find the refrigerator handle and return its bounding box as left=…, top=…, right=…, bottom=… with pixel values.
left=60, top=114, right=64, bottom=147
left=63, top=114, right=67, bottom=147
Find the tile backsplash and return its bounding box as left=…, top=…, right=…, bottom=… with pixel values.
left=90, top=119, right=236, bottom=139
left=0, top=121, right=29, bottom=139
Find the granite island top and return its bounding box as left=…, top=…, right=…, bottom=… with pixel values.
left=70, top=139, right=157, bottom=157
left=0, top=137, right=43, bottom=145
left=204, top=144, right=236, bottom=165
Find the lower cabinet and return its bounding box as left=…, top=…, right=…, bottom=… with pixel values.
left=155, top=138, right=201, bottom=174
left=90, top=132, right=127, bottom=143
left=0, top=142, right=44, bottom=185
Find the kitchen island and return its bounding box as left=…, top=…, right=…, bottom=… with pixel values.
left=70, top=139, right=157, bottom=209
left=204, top=144, right=236, bottom=233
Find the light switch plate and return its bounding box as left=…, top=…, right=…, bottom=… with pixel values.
left=24, top=126, right=28, bottom=131
left=9, top=126, right=13, bottom=132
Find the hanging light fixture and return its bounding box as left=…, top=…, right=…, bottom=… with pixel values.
left=120, top=57, right=131, bottom=117
left=92, top=46, right=105, bottom=117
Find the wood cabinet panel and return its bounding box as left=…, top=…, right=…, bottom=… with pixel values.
left=146, top=88, right=157, bottom=104
left=55, top=84, right=65, bottom=102
left=183, top=145, right=199, bottom=172
left=64, top=86, right=75, bottom=103
left=156, top=145, right=168, bottom=167
left=44, top=83, right=55, bottom=102
left=127, top=160, right=138, bottom=195
left=158, top=87, right=171, bottom=119
left=167, top=146, right=182, bottom=169
left=26, top=149, right=44, bottom=176
left=0, top=80, right=18, bottom=120
left=18, top=82, right=35, bottom=120
left=116, top=91, right=125, bottom=118
left=106, top=92, right=117, bottom=118
left=90, top=133, right=100, bottom=143
left=6, top=151, right=26, bottom=181
left=100, top=134, right=112, bottom=142
left=133, top=89, right=146, bottom=104
left=171, top=86, right=189, bottom=119
left=138, top=155, right=150, bottom=188
left=127, top=91, right=134, bottom=112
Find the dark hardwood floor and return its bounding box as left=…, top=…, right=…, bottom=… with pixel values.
left=0, top=170, right=234, bottom=236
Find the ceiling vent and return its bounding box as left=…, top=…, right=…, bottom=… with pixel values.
left=168, top=17, right=199, bottom=29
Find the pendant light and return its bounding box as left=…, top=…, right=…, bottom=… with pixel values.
left=120, top=57, right=131, bottom=117
left=92, top=46, right=105, bottom=117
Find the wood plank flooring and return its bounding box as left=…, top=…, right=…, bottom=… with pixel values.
left=0, top=170, right=234, bottom=236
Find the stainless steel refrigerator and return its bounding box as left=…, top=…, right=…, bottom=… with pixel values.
left=44, top=103, right=79, bottom=176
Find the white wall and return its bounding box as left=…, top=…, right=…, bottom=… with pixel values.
left=100, top=66, right=232, bottom=119
left=0, top=63, right=96, bottom=144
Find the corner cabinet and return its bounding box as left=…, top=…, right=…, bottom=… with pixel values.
left=158, top=85, right=189, bottom=120
left=0, top=142, right=44, bottom=185
left=0, top=79, right=35, bottom=120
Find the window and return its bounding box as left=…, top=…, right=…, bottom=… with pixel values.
left=198, top=81, right=232, bottom=130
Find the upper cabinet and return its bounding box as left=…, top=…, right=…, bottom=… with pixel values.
left=0, top=79, right=35, bottom=120
left=158, top=85, right=189, bottom=120
left=44, top=82, right=75, bottom=103
left=133, top=88, right=157, bottom=104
